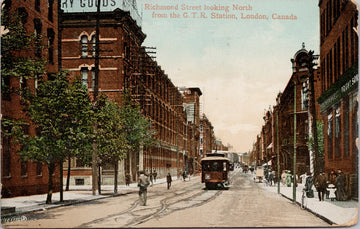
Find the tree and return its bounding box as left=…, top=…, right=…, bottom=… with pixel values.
left=95, top=93, right=155, bottom=194
left=17, top=73, right=94, bottom=204
left=120, top=93, right=156, bottom=182
left=1, top=5, right=46, bottom=94
left=94, top=95, right=129, bottom=194
left=308, top=120, right=324, bottom=173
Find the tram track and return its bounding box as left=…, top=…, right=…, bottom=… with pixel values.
left=78, top=177, right=230, bottom=228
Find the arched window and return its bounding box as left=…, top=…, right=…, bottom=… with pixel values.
left=90, top=35, right=96, bottom=57
left=81, top=68, right=88, bottom=88
left=48, top=0, right=54, bottom=22
left=81, top=35, right=88, bottom=57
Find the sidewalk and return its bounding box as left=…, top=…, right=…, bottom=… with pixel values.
left=1, top=175, right=178, bottom=220
left=248, top=172, right=359, bottom=226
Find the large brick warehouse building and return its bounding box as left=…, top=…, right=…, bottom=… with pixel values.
left=1, top=0, right=61, bottom=197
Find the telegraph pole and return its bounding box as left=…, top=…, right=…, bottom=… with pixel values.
left=308, top=51, right=320, bottom=177
left=276, top=108, right=280, bottom=194
left=92, top=0, right=101, bottom=196
left=293, top=80, right=297, bottom=203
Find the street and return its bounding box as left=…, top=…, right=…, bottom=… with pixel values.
left=3, top=170, right=330, bottom=228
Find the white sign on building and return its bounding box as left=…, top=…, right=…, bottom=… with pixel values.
left=61, top=0, right=142, bottom=25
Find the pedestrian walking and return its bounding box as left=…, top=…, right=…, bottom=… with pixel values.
left=314, top=172, right=327, bottom=201
left=125, top=173, right=130, bottom=186
left=149, top=171, right=153, bottom=186
left=137, top=171, right=150, bottom=206
left=304, top=172, right=314, bottom=198
left=335, top=169, right=347, bottom=201
left=268, top=170, right=274, bottom=186
left=182, top=171, right=186, bottom=181
left=166, top=173, right=172, bottom=189
left=153, top=169, right=157, bottom=183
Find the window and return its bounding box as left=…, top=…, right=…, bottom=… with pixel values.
left=47, top=28, right=55, bottom=65
left=301, top=81, right=309, bottom=110
left=91, top=69, right=96, bottom=90
left=2, top=75, right=11, bottom=101
left=91, top=35, right=96, bottom=57
left=81, top=68, right=88, bottom=88
left=344, top=97, right=350, bottom=157
left=34, top=18, right=42, bottom=57
left=21, top=161, right=27, bottom=177
left=20, top=76, right=27, bottom=89
left=335, top=106, right=341, bottom=158
left=48, top=0, right=54, bottom=22
left=35, top=0, right=40, bottom=12
left=81, top=35, right=88, bottom=57
left=75, top=179, right=85, bottom=185
left=327, top=113, right=333, bottom=159
left=2, top=137, right=11, bottom=177
left=17, top=7, right=28, bottom=25
left=36, top=162, right=42, bottom=176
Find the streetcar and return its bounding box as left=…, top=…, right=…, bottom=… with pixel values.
left=201, top=153, right=230, bottom=189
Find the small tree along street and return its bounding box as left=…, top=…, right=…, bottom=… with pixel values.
left=16, top=73, right=94, bottom=204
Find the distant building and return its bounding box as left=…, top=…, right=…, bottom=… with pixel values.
left=200, top=114, right=215, bottom=159
left=179, top=87, right=202, bottom=174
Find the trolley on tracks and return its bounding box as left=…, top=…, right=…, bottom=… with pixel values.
left=201, top=153, right=230, bottom=189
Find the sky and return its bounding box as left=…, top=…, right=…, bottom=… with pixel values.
left=138, top=0, right=320, bottom=152
left=61, top=0, right=320, bottom=152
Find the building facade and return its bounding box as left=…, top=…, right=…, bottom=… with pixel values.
left=200, top=114, right=215, bottom=158
left=318, top=0, right=358, bottom=199
left=1, top=0, right=61, bottom=197
left=179, top=87, right=202, bottom=174
left=60, top=9, right=198, bottom=185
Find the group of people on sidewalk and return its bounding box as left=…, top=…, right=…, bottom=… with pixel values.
left=303, top=169, right=347, bottom=201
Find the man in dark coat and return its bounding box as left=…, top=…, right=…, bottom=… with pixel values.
left=138, top=171, right=150, bottom=206
left=315, top=172, right=327, bottom=201
left=335, top=170, right=347, bottom=201
left=166, top=173, right=172, bottom=189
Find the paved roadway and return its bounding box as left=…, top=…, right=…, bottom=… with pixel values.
left=3, top=170, right=330, bottom=228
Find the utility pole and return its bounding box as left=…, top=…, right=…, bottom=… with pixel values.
left=276, top=106, right=280, bottom=194
left=57, top=0, right=64, bottom=202
left=92, top=0, right=101, bottom=196
left=307, top=50, right=320, bottom=177
left=293, top=80, right=297, bottom=203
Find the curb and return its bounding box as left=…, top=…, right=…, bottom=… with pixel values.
left=1, top=189, right=137, bottom=220
left=279, top=193, right=336, bottom=226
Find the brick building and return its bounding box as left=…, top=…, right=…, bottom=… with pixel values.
left=60, top=8, right=191, bottom=185
left=199, top=114, right=215, bottom=158
left=252, top=45, right=322, bottom=178
left=179, top=87, right=202, bottom=174
left=317, top=0, right=358, bottom=199
left=1, top=0, right=61, bottom=197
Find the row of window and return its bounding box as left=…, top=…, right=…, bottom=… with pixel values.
left=16, top=7, right=56, bottom=64
left=2, top=137, right=43, bottom=178
left=326, top=92, right=358, bottom=159
left=320, top=0, right=343, bottom=44
left=321, top=18, right=358, bottom=93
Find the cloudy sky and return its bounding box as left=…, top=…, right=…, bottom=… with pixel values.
left=61, top=0, right=319, bottom=152
left=138, top=0, right=319, bottom=152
